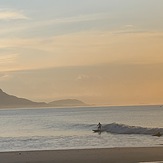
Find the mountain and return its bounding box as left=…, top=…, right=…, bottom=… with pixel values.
left=0, top=89, right=87, bottom=108
left=0, top=89, right=47, bottom=108
left=48, top=99, right=87, bottom=107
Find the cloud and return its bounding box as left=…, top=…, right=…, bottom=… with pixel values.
left=0, top=54, right=20, bottom=72
left=50, top=12, right=110, bottom=24
left=0, top=73, right=10, bottom=81
left=0, top=54, right=19, bottom=64
left=0, top=29, right=163, bottom=73
left=0, top=12, right=109, bottom=37
left=0, top=9, right=28, bottom=20
left=17, top=12, right=110, bottom=33
left=76, top=74, right=102, bottom=81
left=77, top=74, right=90, bottom=80
left=111, top=25, right=147, bottom=35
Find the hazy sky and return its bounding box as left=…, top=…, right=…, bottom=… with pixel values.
left=0, top=0, right=163, bottom=105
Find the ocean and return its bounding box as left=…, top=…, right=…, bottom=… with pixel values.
left=0, top=105, right=163, bottom=152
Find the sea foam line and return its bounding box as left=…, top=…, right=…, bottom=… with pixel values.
left=102, top=123, right=163, bottom=135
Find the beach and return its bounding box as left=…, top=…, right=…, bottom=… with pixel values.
left=0, top=147, right=163, bottom=163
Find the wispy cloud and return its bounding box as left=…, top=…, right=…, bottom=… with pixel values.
left=0, top=73, right=10, bottom=81
left=0, top=29, right=163, bottom=73
left=0, top=54, right=21, bottom=72
left=0, top=54, right=19, bottom=64
left=0, top=9, right=28, bottom=20
left=0, top=12, right=109, bottom=36
left=110, top=25, right=147, bottom=35
left=49, top=12, right=110, bottom=24
left=77, top=74, right=90, bottom=80
left=76, top=74, right=102, bottom=81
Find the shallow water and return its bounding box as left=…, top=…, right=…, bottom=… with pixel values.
left=0, top=105, right=163, bottom=151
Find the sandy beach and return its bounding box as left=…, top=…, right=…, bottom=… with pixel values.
left=0, top=147, right=163, bottom=163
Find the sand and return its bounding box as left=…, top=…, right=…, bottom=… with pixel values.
left=0, top=147, right=163, bottom=163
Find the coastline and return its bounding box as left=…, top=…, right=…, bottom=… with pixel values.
left=0, top=147, right=163, bottom=163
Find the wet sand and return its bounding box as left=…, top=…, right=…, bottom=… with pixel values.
left=0, top=147, right=163, bottom=163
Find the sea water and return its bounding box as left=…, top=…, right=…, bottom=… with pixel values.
left=0, top=105, right=163, bottom=152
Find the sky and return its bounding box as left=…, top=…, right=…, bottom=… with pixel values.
left=0, top=0, right=163, bottom=106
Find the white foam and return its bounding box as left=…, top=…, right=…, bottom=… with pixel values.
left=102, top=123, right=163, bottom=135
left=139, top=161, right=163, bottom=163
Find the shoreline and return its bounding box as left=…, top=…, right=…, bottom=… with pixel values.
left=0, top=147, right=163, bottom=163
left=0, top=103, right=162, bottom=110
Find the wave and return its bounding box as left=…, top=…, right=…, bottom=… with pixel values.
left=101, top=123, right=163, bottom=135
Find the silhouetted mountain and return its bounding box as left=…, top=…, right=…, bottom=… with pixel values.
left=48, top=99, right=87, bottom=107
left=0, top=89, right=47, bottom=108
left=0, top=89, right=88, bottom=108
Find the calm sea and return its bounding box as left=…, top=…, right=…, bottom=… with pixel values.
left=0, top=105, right=163, bottom=152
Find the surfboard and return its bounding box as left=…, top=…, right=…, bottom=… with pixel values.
left=92, top=129, right=101, bottom=132
left=152, top=132, right=162, bottom=137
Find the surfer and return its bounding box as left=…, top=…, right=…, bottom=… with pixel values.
left=153, top=132, right=162, bottom=137
left=92, top=123, right=102, bottom=133
left=97, top=122, right=102, bottom=130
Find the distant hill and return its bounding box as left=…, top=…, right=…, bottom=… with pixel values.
left=0, top=89, right=87, bottom=108
left=48, top=99, right=87, bottom=107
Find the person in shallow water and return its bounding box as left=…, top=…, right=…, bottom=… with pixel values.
left=97, top=122, right=102, bottom=130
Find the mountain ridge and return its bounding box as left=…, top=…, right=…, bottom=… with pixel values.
left=0, top=89, right=47, bottom=108
left=0, top=89, right=87, bottom=108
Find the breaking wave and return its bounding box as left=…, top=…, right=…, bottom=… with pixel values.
left=101, top=123, right=163, bottom=135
